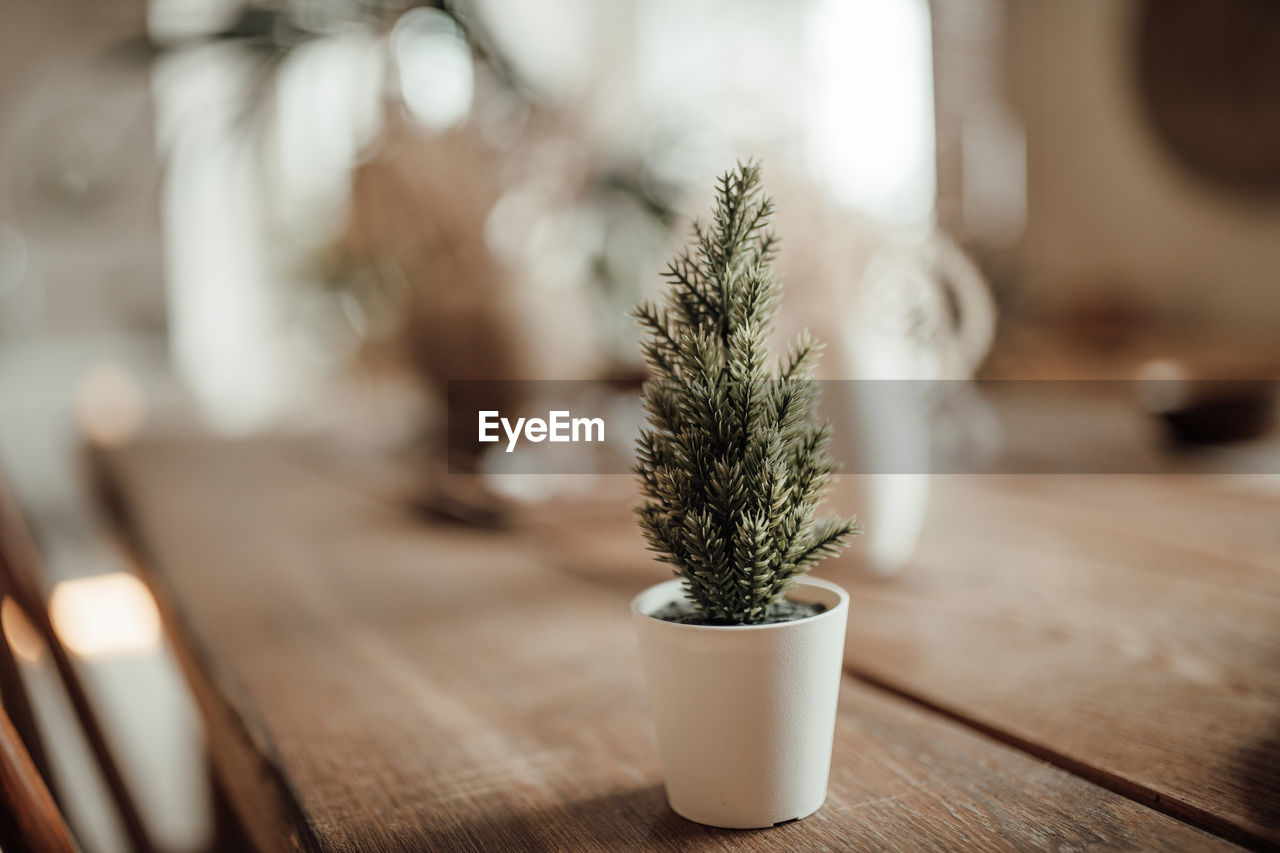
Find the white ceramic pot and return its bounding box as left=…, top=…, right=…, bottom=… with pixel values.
left=631, top=577, right=850, bottom=829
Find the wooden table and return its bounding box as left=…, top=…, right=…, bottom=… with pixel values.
left=90, top=436, right=1279, bottom=851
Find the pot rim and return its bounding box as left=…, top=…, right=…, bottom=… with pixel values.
left=631, top=576, right=849, bottom=633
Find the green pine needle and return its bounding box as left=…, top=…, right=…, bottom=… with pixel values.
left=633, top=161, right=860, bottom=625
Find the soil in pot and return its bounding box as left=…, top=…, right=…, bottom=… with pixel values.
left=650, top=597, right=827, bottom=626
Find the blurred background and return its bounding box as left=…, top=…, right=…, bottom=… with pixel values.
left=1, top=0, right=1278, bottom=849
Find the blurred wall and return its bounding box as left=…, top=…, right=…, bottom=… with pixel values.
left=0, top=0, right=167, bottom=513
left=939, top=0, right=1280, bottom=345
left=0, top=0, right=165, bottom=338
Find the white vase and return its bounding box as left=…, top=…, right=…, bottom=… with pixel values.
left=833, top=234, right=997, bottom=577
left=631, top=577, right=850, bottom=829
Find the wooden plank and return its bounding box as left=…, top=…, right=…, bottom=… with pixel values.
left=956, top=474, right=1280, bottom=587
left=826, top=475, right=1280, bottom=849
left=365, top=462, right=1280, bottom=848
left=90, top=437, right=1235, bottom=852
left=525, top=474, right=1280, bottom=847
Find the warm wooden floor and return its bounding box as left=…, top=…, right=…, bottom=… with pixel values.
left=91, top=436, right=1279, bottom=851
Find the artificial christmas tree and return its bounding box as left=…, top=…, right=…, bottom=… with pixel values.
left=631, top=162, right=858, bottom=828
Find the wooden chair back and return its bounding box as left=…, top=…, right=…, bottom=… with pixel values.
left=0, top=468, right=154, bottom=852
left=0, top=697, right=76, bottom=853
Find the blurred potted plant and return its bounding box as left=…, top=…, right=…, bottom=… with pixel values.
left=630, top=162, right=859, bottom=828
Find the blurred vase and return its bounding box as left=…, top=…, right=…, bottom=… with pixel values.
left=834, top=233, right=996, bottom=576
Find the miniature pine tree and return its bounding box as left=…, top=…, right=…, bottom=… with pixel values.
left=633, top=162, right=860, bottom=625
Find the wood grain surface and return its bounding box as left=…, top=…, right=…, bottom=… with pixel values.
left=828, top=475, right=1280, bottom=849
left=90, top=437, right=1251, bottom=851
left=525, top=474, right=1280, bottom=849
